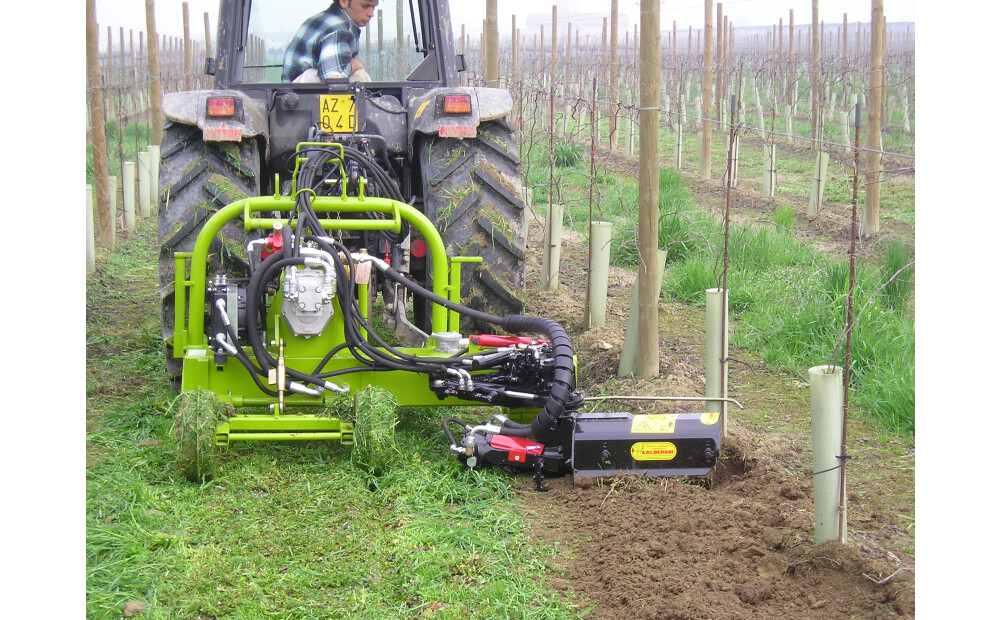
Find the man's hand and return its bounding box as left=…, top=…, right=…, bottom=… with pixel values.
left=350, top=58, right=365, bottom=74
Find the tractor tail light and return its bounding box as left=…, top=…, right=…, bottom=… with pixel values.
left=443, top=95, right=472, bottom=114
left=207, top=97, right=236, bottom=117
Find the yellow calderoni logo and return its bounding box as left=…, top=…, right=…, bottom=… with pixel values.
left=630, top=442, right=677, bottom=461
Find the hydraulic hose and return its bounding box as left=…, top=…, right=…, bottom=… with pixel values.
left=364, top=256, right=578, bottom=442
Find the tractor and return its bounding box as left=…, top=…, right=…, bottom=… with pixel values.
left=157, top=0, right=721, bottom=484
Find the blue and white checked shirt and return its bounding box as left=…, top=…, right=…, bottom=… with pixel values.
left=282, top=3, right=360, bottom=82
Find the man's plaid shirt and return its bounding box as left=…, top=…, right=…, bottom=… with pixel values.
left=282, top=3, right=360, bottom=82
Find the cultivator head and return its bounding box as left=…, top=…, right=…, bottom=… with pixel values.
left=165, top=142, right=720, bottom=484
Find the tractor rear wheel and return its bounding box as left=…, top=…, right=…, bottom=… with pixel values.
left=417, top=119, right=527, bottom=333
left=157, top=122, right=260, bottom=387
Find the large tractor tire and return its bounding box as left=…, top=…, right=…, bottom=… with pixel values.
left=157, top=121, right=260, bottom=386
left=418, top=119, right=527, bottom=333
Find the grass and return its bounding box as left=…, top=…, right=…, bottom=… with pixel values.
left=86, top=217, right=578, bottom=619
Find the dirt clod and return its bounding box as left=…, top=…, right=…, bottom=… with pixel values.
left=122, top=600, right=146, bottom=617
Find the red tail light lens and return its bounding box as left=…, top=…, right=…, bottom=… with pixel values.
left=207, top=98, right=235, bottom=117
left=443, top=95, right=472, bottom=114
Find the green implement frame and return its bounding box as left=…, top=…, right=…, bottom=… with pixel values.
left=168, top=181, right=511, bottom=447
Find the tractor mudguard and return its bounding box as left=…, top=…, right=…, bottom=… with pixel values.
left=163, top=90, right=269, bottom=155
left=407, top=87, right=513, bottom=151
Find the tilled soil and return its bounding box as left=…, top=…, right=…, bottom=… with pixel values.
left=511, top=184, right=915, bottom=618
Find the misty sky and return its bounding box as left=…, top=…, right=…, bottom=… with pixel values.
left=96, top=0, right=917, bottom=42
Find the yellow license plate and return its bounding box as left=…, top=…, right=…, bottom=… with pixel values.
left=319, top=95, right=356, bottom=133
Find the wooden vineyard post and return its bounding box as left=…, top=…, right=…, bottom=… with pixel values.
left=86, top=186, right=96, bottom=272
left=485, top=1, right=498, bottom=87
left=637, top=0, right=661, bottom=379
left=87, top=0, right=113, bottom=249
left=811, top=0, right=819, bottom=143
left=204, top=12, right=213, bottom=59
left=864, top=0, right=884, bottom=235
left=183, top=2, right=193, bottom=90
left=511, top=15, right=518, bottom=87
left=396, top=2, right=404, bottom=78
left=145, top=0, right=163, bottom=146
left=609, top=0, right=619, bottom=151
left=716, top=4, right=723, bottom=126
left=700, top=0, right=713, bottom=181
left=788, top=10, right=795, bottom=110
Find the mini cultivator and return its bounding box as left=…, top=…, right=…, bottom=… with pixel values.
left=164, top=142, right=721, bottom=485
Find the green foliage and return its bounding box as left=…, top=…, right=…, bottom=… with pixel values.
left=729, top=224, right=814, bottom=270
left=772, top=206, right=796, bottom=229
left=552, top=140, right=583, bottom=168
left=879, top=239, right=915, bottom=311
left=662, top=257, right=718, bottom=303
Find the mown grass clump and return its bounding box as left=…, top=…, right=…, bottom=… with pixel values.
left=350, top=385, right=401, bottom=473
left=171, top=390, right=230, bottom=483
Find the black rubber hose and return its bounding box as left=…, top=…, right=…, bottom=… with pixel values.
left=374, top=262, right=577, bottom=442
left=218, top=321, right=279, bottom=396
left=497, top=425, right=534, bottom=438
left=245, top=253, right=306, bottom=372
left=500, top=315, right=577, bottom=443
left=442, top=416, right=469, bottom=447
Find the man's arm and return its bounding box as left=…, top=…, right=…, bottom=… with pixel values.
left=317, top=30, right=358, bottom=79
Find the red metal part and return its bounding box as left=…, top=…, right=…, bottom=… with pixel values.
left=261, top=229, right=284, bottom=260
left=488, top=435, right=544, bottom=464
left=470, top=335, right=549, bottom=347
left=203, top=127, right=242, bottom=142
left=438, top=125, right=476, bottom=139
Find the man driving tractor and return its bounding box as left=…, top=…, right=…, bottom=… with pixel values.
left=282, top=0, right=378, bottom=83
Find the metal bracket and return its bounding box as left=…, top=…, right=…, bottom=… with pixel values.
left=384, top=284, right=429, bottom=348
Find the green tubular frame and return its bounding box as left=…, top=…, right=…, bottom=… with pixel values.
left=170, top=181, right=523, bottom=445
